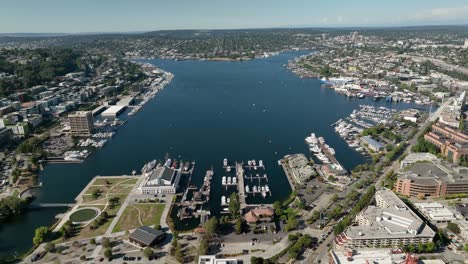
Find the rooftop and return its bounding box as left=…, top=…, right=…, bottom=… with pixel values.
left=329, top=249, right=407, bottom=264
left=345, top=189, right=435, bottom=240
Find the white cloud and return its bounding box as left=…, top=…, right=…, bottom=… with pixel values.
left=409, top=5, right=468, bottom=23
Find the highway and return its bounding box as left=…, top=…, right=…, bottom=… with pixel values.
left=399, top=55, right=468, bottom=75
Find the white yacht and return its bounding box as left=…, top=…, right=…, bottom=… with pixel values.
left=222, top=176, right=226, bottom=185
left=221, top=196, right=226, bottom=205
left=246, top=185, right=250, bottom=192
left=265, top=185, right=270, bottom=192
left=223, top=158, right=228, bottom=167
left=248, top=160, right=252, bottom=166
left=227, top=177, right=232, bottom=185
left=232, top=177, right=237, bottom=184
left=259, top=160, right=263, bottom=167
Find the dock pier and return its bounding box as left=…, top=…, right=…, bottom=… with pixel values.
left=236, top=162, right=247, bottom=210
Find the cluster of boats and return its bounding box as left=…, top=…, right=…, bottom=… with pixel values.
left=77, top=138, right=107, bottom=148
left=222, top=176, right=237, bottom=185
left=247, top=159, right=264, bottom=168
left=63, top=150, right=90, bottom=161
left=245, top=185, right=270, bottom=198
left=305, top=133, right=335, bottom=164
left=334, top=120, right=365, bottom=152
left=351, top=105, right=396, bottom=125
left=333, top=105, right=397, bottom=153
left=91, top=132, right=115, bottom=138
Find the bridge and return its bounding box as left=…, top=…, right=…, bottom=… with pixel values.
left=30, top=203, right=75, bottom=208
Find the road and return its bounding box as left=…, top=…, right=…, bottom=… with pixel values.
left=400, top=55, right=468, bottom=75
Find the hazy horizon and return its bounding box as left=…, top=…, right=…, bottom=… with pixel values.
left=2, top=0, right=468, bottom=33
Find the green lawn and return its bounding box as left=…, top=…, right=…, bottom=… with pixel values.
left=112, top=203, right=165, bottom=233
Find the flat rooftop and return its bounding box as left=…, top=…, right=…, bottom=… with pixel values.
left=102, top=105, right=126, bottom=116
left=330, top=249, right=406, bottom=264
left=401, top=161, right=468, bottom=184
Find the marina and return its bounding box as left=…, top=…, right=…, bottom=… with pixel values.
left=305, top=133, right=344, bottom=170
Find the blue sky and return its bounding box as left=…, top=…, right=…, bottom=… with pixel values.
left=1, top=0, right=468, bottom=33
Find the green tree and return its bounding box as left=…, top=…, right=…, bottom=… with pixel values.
left=143, top=247, right=154, bottom=259
left=273, top=201, right=283, bottom=216
left=198, top=237, right=209, bottom=256
left=33, top=226, right=50, bottom=245
left=204, top=217, right=218, bottom=237
left=228, top=192, right=240, bottom=217
left=447, top=222, right=461, bottom=234
left=175, top=242, right=184, bottom=263
left=235, top=216, right=243, bottom=235
left=101, top=237, right=111, bottom=248
left=104, top=248, right=112, bottom=259
left=89, top=238, right=96, bottom=245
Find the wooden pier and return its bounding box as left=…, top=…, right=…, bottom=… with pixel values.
left=245, top=173, right=269, bottom=183
left=235, top=162, right=247, bottom=210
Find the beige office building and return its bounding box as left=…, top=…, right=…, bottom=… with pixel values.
left=68, top=111, right=94, bottom=137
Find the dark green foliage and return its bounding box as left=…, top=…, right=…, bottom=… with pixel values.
left=0, top=49, right=82, bottom=97
left=0, top=196, right=29, bottom=222
left=447, top=222, right=461, bottom=234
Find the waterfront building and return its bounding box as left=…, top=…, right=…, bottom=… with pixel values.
left=423, top=122, right=468, bottom=162
left=129, top=226, right=165, bottom=247
left=395, top=160, right=468, bottom=197
left=0, top=127, right=12, bottom=147
left=334, top=188, right=435, bottom=249
left=198, top=255, right=238, bottom=264
left=283, top=154, right=315, bottom=184
left=414, top=202, right=455, bottom=224
left=139, top=166, right=181, bottom=194
left=101, top=105, right=126, bottom=117
left=243, top=206, right=274, bottom=224
left=360, top=136, right=384, bottom=152
left=68, top=111, right=94, bottom=137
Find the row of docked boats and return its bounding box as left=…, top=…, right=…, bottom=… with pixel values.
left=222, top=176, right=237, bottom=185
left=334, top=119, right=364, bottom=151
left=305, top=133, right=336, bottom=164
left=245, top=184, right=270, bottom=198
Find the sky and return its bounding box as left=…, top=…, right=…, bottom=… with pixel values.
left=1, top=0, right=468, bottom=33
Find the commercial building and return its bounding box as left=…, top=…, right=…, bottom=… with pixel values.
left=0, top=127, right=12, bottom=147
left=361, top=136, right=384, bottom=152
left=198, top=255, right=238, bottom=264
left=329, top=248, right=413, bottom=264
left=138, top=166, right=182, bottom=194
left=423, top=122, right=468, bottom=162
left=395, top=161, right=468, bottom=198
left=414, top=202, right=455, bottom=224
left=129, top=226, right=165, bottom=247
left=68, top=111, right=94, bottom=137
left=334, top=188, right=435, bottom=249
left=400, top=153, right=438, bottom=169
left=101, top=105, right=126, bottom=117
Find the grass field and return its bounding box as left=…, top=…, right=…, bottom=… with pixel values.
left=93, top=177, right=138, bottom=186
left=112, top=203, right=165, bottom=233
left=69, top=208, right=98, bottom=222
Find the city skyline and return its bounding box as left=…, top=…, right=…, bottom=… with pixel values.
left=2, top=0, right=468, bottom=33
